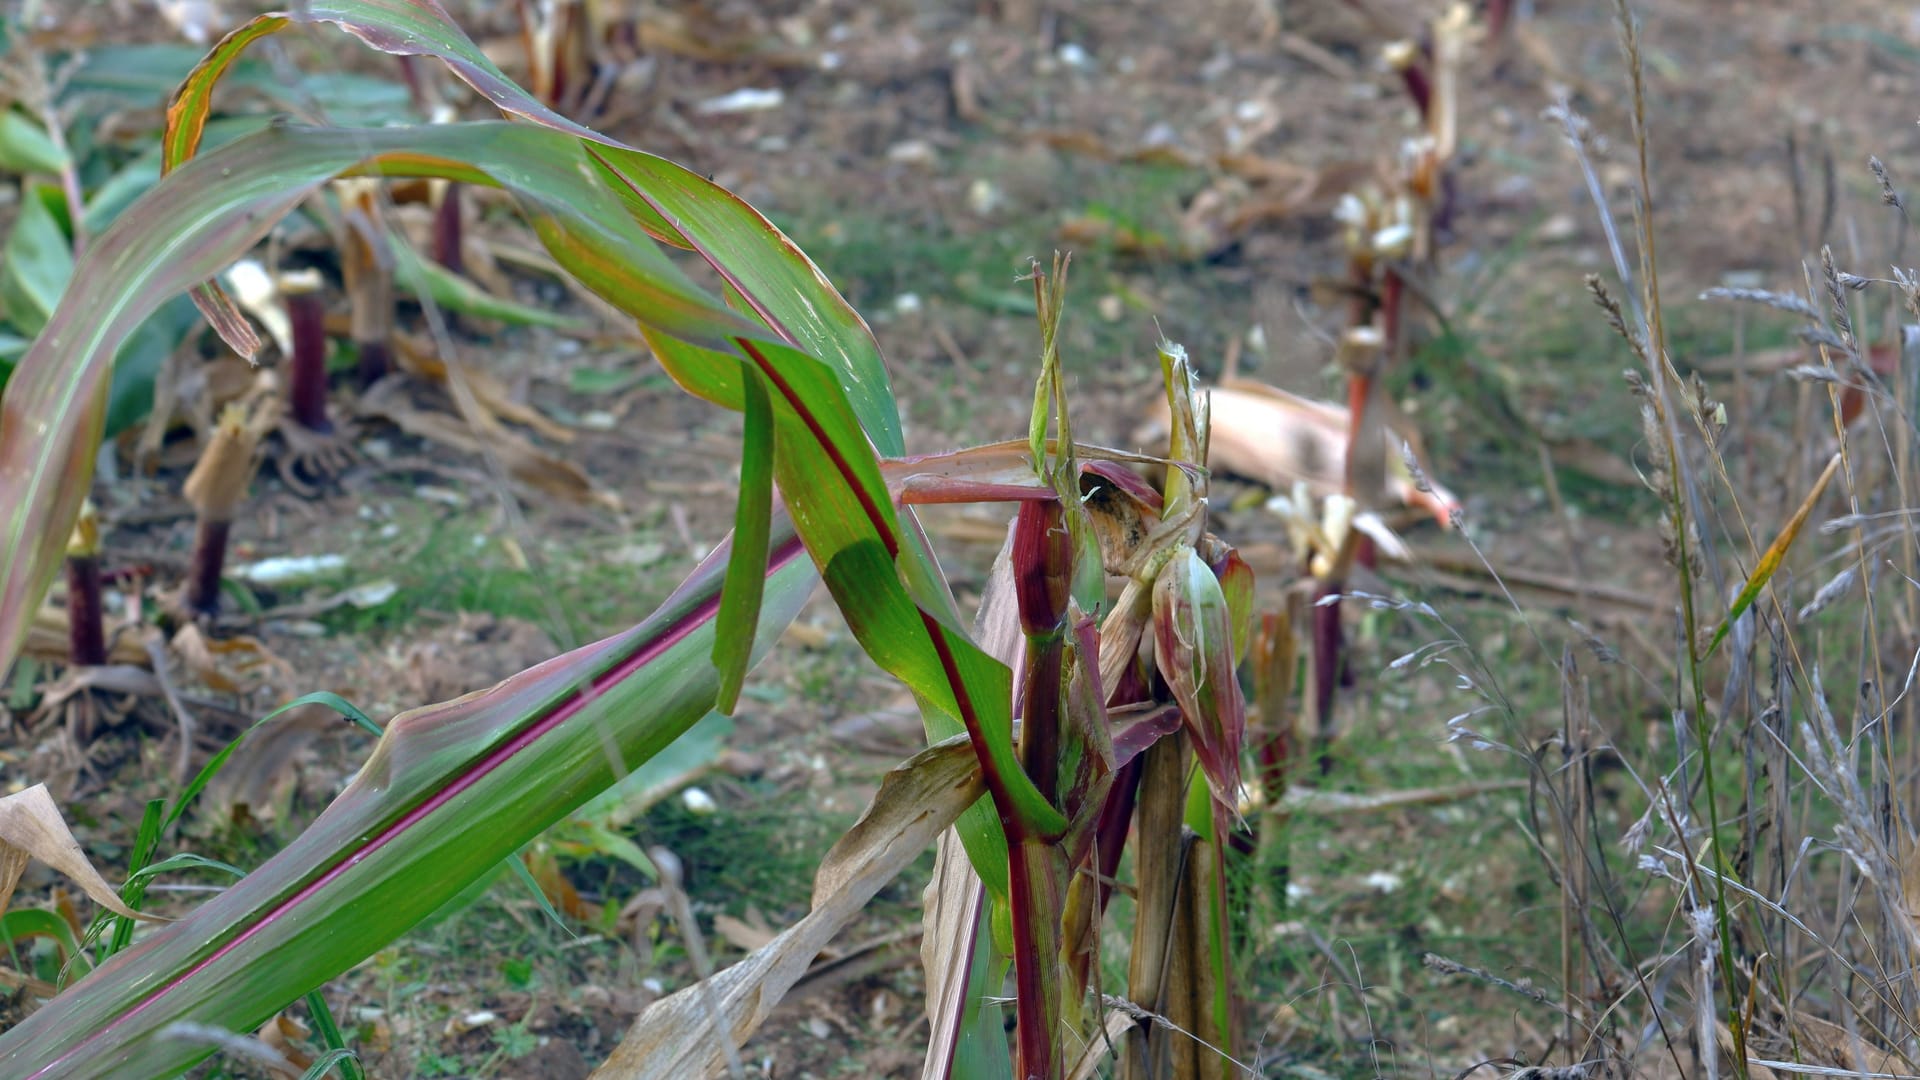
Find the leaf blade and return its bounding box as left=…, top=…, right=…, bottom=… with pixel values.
left=713, top=365, right=774, bottom=714
left=0, top=526, right=818, bottom=1077
left=0, top=120, right=755, bottom=676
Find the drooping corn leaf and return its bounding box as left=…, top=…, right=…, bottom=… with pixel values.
left=390, top=241, right=591, bottom=332
left=586, top=147, right=901, bottom=456
left=164, top=1, right=603, bottom=177
left=0, top=527, right=817, bottom=1078
left=151, top=0, right=1058, bottom=884
left=163, top=3, right=902, bottom=456
left=164, top=3, right=920, bottom=715
left=0, top=120, right=758, bottom=676
left=641, top=329, right=1065, bottom=844
left=81, top=119, right=270, bottom=237
left=713, top=365, right=774, bottom=714
left=157, top=1, right=618, bottom=355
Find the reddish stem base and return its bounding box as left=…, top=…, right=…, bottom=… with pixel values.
left=288, top=292, right=332, bottom=434
left=186, top=518, right=232, bottom=617
left=65, top=555, right=106, bottom=666
left=357, top=339, right=392, bottom=387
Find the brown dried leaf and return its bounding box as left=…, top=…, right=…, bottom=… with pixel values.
left=255, top=1012, right=313, bottom=1075
left=524, top=846, right=598, bottom=923
left=918, top=831, right=986, bottom=1080
left=592, top=736, right=984, bottom=1078
left=711, top=913, right=776, bottom=954
left=1144, top=379, right=1457, bottom=524
left=360, top=388, right=617, bottom=510
left=204, top=701, right=336, bottom=826
left=390, top=332, right=575, bottom=443
left=1068, top=1009, right=1137, bottom=1080
left=0, top=784, right=160, bottom=922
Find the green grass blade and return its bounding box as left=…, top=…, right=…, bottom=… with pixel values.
left=103, top=800, right=164, bottom=958
left=506, top=848, right=574, bottom=935
left=298, top=1047, right=360, bottom=1080
left=301, top=991, right=363, bottom=1080
left=166, top=691, right=381, bottom=832
left=129, top=854, right=248, bottom=885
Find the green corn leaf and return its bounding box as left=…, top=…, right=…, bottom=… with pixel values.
left=643, top=329, right=1065, bottom=847
left=1183, top=773, right=1235, bottom=1063
left=82, top=118, right=277, bottom=238
left=0, top=109, right=68, bottom=176
left=0, top=188, right=73, bottom=337
left=0, top=524, right=817, bottom=1077
left=390, top=241, right=590, bottom=332
left=713, top=364, right=774, bottom=714
left=1, top=908, right=82, bottom=961
left=147, top=0, right=1047, bottom=888
left=587, top=147, right=902, bottom=455
left=0, top=119, right=761, bottom=678
left=1, top=907, right=87, bottom=986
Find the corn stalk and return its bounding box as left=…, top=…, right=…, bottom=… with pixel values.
left=0, top=5, right=1270, bottom=1076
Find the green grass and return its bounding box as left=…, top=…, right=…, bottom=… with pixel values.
left=308, top=503, right=681, bottom=645
left=633, top=781, right=859, bottom=922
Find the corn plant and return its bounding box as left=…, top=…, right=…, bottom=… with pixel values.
left=0, top=3, right=1264, bottom=1076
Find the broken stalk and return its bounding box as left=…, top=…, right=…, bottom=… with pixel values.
left=339, top=183, right=395, bottom=385
left=182, top=402, right=267, bottom=616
